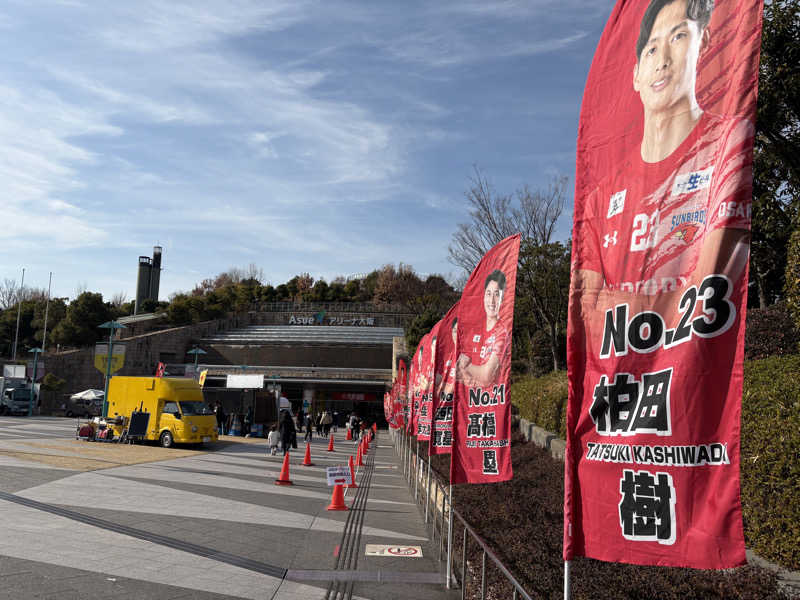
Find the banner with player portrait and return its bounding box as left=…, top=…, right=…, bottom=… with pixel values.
left=409, top=336, right=429, bottom=436
left=451, top=234, right=520, bottom=484
left=391, top=359, right=407, bottom=429
left=416, top=326, right=437, bottom=441
left=565, top=0, right=763, bottom=569
left=429, top=303, right=459, bottom=455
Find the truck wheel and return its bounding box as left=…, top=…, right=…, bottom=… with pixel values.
left=0, top=406, right=7, bottom=416
left=159, top=431, right=174, bottom=448
left=65, top=410, right=73, bottom=417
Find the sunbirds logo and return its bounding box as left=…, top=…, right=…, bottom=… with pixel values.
left=314, top=310, right=326, bottom=325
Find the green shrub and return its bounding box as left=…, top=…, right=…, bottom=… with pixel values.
left=741, top=353, right=800, bottom=570
left=511, top=370, right=568, bottom=438
left=511, top=357, right=800, bottom=570
left=786, top=229, right=800, bottom=332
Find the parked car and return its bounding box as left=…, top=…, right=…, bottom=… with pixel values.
left=65, top=397, right=102, bottom=418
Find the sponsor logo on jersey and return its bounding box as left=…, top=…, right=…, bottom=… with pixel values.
left=607, top=190, right=626, bottom=218
left=671, top=167, right=713, bottom=196
left=670, top=209, right=706, bottom=231
left=473, top=335, right=481, bottom=343
left=672, top=223, right=700, bottom=244
left=603, top=231, right=618, bottom=247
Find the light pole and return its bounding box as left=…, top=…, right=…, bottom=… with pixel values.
left=28, top=347, right=42, bottom=417
left=187, top=346, right=207, bottom=375
left=98, top=320, right=126, bottom=418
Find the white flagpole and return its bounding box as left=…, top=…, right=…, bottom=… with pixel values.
left=564, top=560, right=571, bottom=599
left=41, top=272, right=52, bottom=353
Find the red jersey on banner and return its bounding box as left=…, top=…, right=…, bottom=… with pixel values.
left=417, top=327, right=438, bottom=441
left=566, top=0, right=762, bottom=569
left=412, top=334, right=431, bottom=437
left=430, top=303, right=459, bottom=455
left=451, top=234, right=520, bottom=484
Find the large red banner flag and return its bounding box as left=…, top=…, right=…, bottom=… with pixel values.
left=451, top=234, right=520, bottom=484
left=430, top=303, right=459, bottom=455
left=417, top=325, right=438, bottom=441
left=565, top=0, right=763, bottom=569
left=411, top=333, right=431, bottom=437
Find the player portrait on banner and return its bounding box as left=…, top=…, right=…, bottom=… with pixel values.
left=451, top=234, right=520, bottom=485
left=456, top=270, right=510, bottom=388
left=566, top=0, right=763, bottom=570
left=431, top=307, right=458, bottom=454
left=573, top=0, right=753, bottom=321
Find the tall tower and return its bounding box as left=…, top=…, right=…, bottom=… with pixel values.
left=134, top=246, right=163, bottom=315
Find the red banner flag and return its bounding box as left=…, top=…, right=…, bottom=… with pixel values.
left=565, top=0, right=762, bottom=569
left=451, top=234, right=520, bottom=484
left=417, top=325, right=441, bottom=441
left=395, top=359, right=407, bottom=429
left=430, top=303, right=459, bottom=455
left=411, top=333, right=431, bottom=437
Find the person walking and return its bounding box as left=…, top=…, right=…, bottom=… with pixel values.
left=215, top=402, right=226, bottom=436
left=332, top=410, right=339, bottom=432
left=322, top=410, right=333, bottom=436
left=304, top=413, right=312, bottom=442
left=267, top=425, right=280, bottom=455
left=278, top=410, right=296, bottom=455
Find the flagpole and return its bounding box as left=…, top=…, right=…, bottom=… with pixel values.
left=564, top=560, right=571, bottom=600
left=414, top=439, right=420, bottom=500
left=41, top=272, right=52, bottom=353
left=446, top=482, right=454, bottom=589
left=11, top=268, right=25, bottom=361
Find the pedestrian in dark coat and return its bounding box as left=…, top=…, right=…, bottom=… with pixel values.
left=278, top=410, right=296, bottom=455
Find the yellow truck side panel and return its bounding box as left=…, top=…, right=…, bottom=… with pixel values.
left=107, top=377, right=218, bottom=446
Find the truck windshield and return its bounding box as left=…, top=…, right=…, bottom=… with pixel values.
left=178, top=401, right=211, bottom=416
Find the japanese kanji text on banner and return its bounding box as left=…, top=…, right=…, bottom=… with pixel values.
left=565, top=0, right=763, bottom=569
left=430, top=303, right=459, bottom=455
left=451, top=234, right=520, bottom=484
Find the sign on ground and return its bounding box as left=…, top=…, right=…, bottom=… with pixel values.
left=326, top=466, right=352, bottom=486
left=364, top=545, right=422, bottom=557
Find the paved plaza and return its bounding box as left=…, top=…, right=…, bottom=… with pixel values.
left=0, top=417, right=458, bottom=600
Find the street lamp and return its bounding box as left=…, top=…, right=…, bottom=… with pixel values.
left=98, top=320, right=126, bottom=418
left=28, top=347, right=42, bottom=417
left=187, top=346, right=207, bottom=373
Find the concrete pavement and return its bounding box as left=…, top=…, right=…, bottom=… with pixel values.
left=0, top=417, right=459, bottom=600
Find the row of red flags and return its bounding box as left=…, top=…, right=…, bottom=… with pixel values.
left=385, top=234, right=521, bottom=484
left=386, top=0, right=763, bottom=572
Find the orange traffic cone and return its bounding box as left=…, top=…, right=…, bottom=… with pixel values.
left=327, top=434, right=335, bottom=452
left=371, top=423, right=377, bottom=433
left=327, top=484, right=348, bottom=511
left=347, top=454, right=358, bottom=488
left=302, top=443, right=314, bottom=466
left=356, top=443, right=365, bottom=467
left=275, top=452, right=293, bottom=485
left=363, top=437, right=369, bottom=454
left=346, top=428, right=352, bottom=441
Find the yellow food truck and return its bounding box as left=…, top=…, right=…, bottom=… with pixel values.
left=107, top=377, right=218, bottom=447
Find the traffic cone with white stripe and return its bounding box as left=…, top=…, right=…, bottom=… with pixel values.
left=347, top=454, right=358, bottom=489
left=275, top=452, right=293, bottom=485
left=327, top=484, right=348, bottom=511
left=302, top=442, right=314, bottom=466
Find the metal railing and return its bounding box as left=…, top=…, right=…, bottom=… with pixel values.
left=390, top=429, right=533, bottom=600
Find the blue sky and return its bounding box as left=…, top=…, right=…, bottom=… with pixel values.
left=1, top=0, right=611, bottom=302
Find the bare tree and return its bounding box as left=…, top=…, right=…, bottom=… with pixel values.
left=0, top=278, right=19, bottom=309
left=74, top=281, right=89, bottom=298
left=245, top=263, right=265, bottom=284
left=448, top=166, right=568, bottom=273
left=111, top=291, right=128, bottom=308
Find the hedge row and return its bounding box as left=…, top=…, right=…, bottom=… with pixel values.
left=510, top=369, right=568, bottom=438
left=740, top=354, right=800, bottom=570
left=511, top=354, right=800, bottom=570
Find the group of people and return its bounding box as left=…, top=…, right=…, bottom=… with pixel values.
left=264, top=409, right=375, bottom=455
